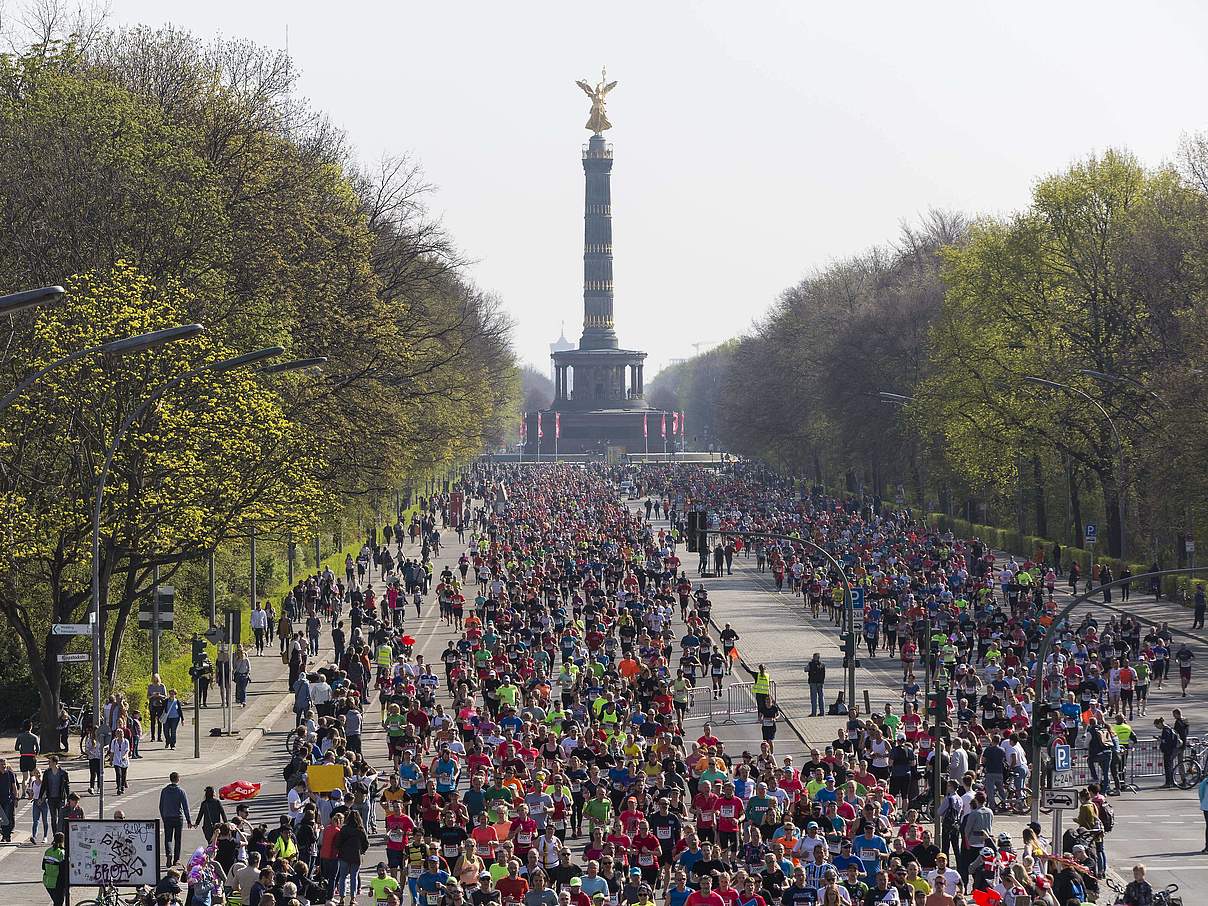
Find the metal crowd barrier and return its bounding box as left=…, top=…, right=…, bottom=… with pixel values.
left=1067, top=735, right=1198, bottom=784
left=683, top=680, right=777, bottom=726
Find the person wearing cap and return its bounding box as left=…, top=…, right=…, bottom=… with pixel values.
left=473, top=872, right=501, bottom=906
left=418, top=855, right=453, bottom=906
left=370, top=861, right=402, bottom=905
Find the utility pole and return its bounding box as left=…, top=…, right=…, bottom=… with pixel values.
left=207, top=552, right=216, bottom=629
left=151, top=564, right=160, bottom=676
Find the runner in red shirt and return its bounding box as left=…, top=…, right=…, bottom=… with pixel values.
left=692, top=780, right=720, bottom=843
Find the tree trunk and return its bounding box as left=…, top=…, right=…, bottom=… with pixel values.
left=812, top=450, right=823, bottom=488
left=1031, top=454, right=1048, bottom=538
left=1068, top=462, right=1083, bottom=551
left=105, top=564, right=144, bottom=688
left=1100, top=471, right=1124, bottom=560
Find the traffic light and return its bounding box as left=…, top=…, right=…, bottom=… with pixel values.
left=927, top=690, right=949, bottom=723
left=687, top=511, right=703, bottom=552
left=189, top=636, right=212, bottom=681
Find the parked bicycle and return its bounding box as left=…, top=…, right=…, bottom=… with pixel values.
left=1176, top=738, right=1208, bottom=789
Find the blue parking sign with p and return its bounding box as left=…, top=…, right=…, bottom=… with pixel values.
left=1054, top=744, right=1072, bottom=772
left=852, top=588, right=865, bottom=610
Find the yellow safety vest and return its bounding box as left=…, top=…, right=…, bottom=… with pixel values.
left=377, top=644, right=392, bottom=667
left=753, top=673, right=771, bottom=695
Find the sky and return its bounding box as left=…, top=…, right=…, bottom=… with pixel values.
left=95, top=1, right=1208, bottom=375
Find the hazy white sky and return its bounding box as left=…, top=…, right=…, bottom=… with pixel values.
left=102, top=1, right=1208, bottom=374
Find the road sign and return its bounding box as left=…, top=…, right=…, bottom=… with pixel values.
left=1054, top=743, right=1072, bottom=773
left=139, top=585, right=176, bottom=631
left=851, top=588, right=866, bottom=610
left=57, top=652, right=89, bottom=663
left=1041, top=788, right=1078, bottom=809
left=51, top=623, right=93, bottom=636
left=1054, top=772, right=1073, bottom=787
left=1084, top=523, right=1097, bottom=546
left=1188, top=539, right=1197, bottom=554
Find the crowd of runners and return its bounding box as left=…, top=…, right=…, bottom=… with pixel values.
left=18, top=461, right=1198, bottom=906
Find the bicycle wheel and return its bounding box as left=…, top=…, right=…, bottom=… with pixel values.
left=283, top=726, right=303, bottom=754
left=1176, top=753, right=1198, bottom=789
left=1011, top=789, right=1034, bottom=815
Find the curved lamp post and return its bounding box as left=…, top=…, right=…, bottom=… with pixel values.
left=0, top=323, right=205, bottom=414
left=711, top=529, right=858, bottom=710
left=91, top=345, right=284, bottom=816
left=0, top=285, right=64, bottom=317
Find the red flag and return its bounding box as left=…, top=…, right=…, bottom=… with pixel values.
left=680, top=411, right=686, bottom=437
left=672, top=412, right=679, bottom=435
left=555, top=412, right=561, bottom=440
left=537, top=411, right=544, bottom=439
left=642, top=413, right=648, bottom=438
left=971, top=891, right=1002, bottom=906
left=660, top=412, right=667, bottom=438
left=520, top=416, right=527, bottom=443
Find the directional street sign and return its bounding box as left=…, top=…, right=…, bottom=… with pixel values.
left=1054, top=743, right=1072, bottom=773
left=1041, top=788, right=1078, bottom=810
left=1054, top=772, right=1073, bottom=787
left=51, top=623, right=93, bottom=636
left=57, top=652, right=89, bottom=663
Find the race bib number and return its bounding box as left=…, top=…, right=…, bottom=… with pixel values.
left=571, top=781, right=582, bottom=793
left=639, top=851, right=655, bottom=866
left=700, top=810, right=715, bottom=824
left=656, top=826, right=671, bottom=839
left=720, top=805, right=735, bottom=818
left=518, top=832, right=532, bottom=845
left=444, top=844, right=460, bottom=858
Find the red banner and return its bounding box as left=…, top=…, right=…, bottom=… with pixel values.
left=555, top=412, right=561, bottom=440
left=520, top=416, right=527, bottom=443
left=642, top=413, right=648, bottom=438
left=537, top=411, right=544, bottom=439
left=672, top=411, right=679, bottom=435
left=660, top=412, right=667, bottom=438
left=680, top=411, right=686, bottom=437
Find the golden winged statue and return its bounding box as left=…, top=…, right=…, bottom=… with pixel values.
left=576, top=67, right=617, bottom=133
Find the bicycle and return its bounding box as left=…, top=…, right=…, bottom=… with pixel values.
left=283, top=724, right=309, bottom=755
left=1176, top=739, right=1208, bottom=789
left=74, top=884, right=153, bottom=906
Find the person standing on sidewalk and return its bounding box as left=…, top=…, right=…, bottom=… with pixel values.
left=0, top=758, right=17, bottom=843
left=159, top=771, right=192, bottom=867
left=108, top=730, right=131, bottom=795
left=146, top=674, right=167, bottom=742
left=805, top=654, right=826, bottom=717
left=233, top=645, right=252, bottom=707
left=161, top=690, right=183, bottom=749
left=250, top=603, right=268, bottom=655
left=38, top=756, right=69, bottom=837
left=1194, top=587, right=1206, bottom=630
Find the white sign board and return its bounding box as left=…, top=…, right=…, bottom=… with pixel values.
left=51, top=624, right=93, bottom=636
left=67, top=819, right=159, bottom=887
left=57, top=653, right=89, bottom=663
left=1041, top=788, right=1078, bottom=810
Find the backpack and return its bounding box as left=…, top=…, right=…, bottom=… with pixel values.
left=1098, top=800, right=1114, bottom=833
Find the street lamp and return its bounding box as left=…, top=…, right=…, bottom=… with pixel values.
left=90, top=345, right=282, bottom=816
left=260, top=356, right=328, bottom=374
left=0, top=285, right=64, bottom=316
left=0, top=324, right=205, bottom=413
left=1023, top=375, right=1127, bottom=560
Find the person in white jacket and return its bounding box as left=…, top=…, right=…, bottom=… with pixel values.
left=109, top=732, right=131, bottom=795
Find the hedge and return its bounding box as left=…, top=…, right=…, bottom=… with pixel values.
left=901, top=508, right=1195, bottom=608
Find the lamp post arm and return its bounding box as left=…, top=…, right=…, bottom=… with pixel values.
left=0, top=343, right=112, bottom=414
left=714, top=529, right=859, bottom=710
